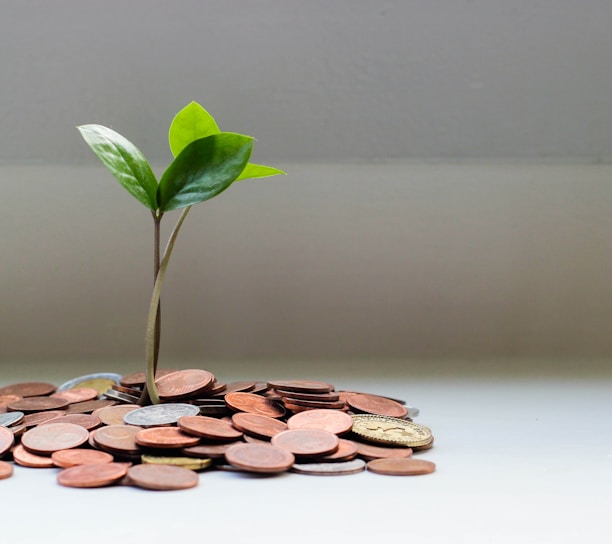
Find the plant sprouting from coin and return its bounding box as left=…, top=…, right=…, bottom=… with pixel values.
left=78, top=102, right=285, bottom=405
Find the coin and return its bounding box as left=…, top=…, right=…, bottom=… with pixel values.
left=39, top=413, right=101, bottom=431
left=0, top=460, right=13, bottom=479
left=182, top=442, right=237, bottom=460
left=21, top=422, right=89, bottom=455
left=287, top=409, right=354, bottom=435
left=7, top=396, right=70, bottom=413
left=367, top=457, right=436, bottom=475
left=57, top=462, right=129, bottom=488
left=274, top=390, right=341, bottom=402
left=271, top=429, right=339, bottom=459
left=318, top=438, right=359, bottom=462
left=50, top=387, right=99, bottom=404
left=141, top=455, right=212, bottom=471
left=0, top=395, right=23, bottom=409
left=351, top=414, right=433, bottom=447
left=0, top=411, right=25, bottom=428
left=353, top=441, right=413, bottom=460
left=91, top=424, right=141, bottom=455
left=23, top=410, right=67, bottom=428
left=51, top=449, right=114, bottom=468
left=346, top=393, right=408, bottom=418
left=177, top=416, right=243, bottom=441
left=156, top=369, right=215, bottom=401
left=224, top=392, right=286, bottom=418
left=0, top=382, right=56, bottom=397
left=135, top=427, right=201, bottom=449
left=281, top=397, right=346, bottom=410
left=230, top=412, right=288, bottom=440
left=267, top=380, right=334, bottom=394
left=123, top=403, right=200, bottom=427
left=127, top=463, right=199, bottom=490
left=57, top=373, right=122, bottom=393
left=0, top=426, right=15, bottom=457
left=119, top=368, right=178, bottom=388
left=65, top=399, right=116, bottom=414
left=12, top=444, right=55, bottom=468
left=103, top=389, right=140, bottom=404
left=224, top=442, right=295, bottom=473
left=291, top=458, right=366, bottom=475
left=215, top=381, right=257, bottom=395
left=92, top=404, right=140, bottom=426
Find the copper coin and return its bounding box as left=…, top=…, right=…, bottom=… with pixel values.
left=127, top=463, right=199, bottom=490
left=39, top=413, right=101, bottom=431
left=282, top=397, right=346, bottom=410
left=21, top=422, right=89, bottom=455
left=135, top=427, right=201, bottom=449
left=354, top=441, right=413, bottom=460
left=119, top=368, right=178, bottom=387
left=66, top=399, right=116, bottom=414
left=224, top=442, right=295, bottom=473
left=291, top=458, right=366, bottom=476
left=267, top=380, right=334, bottom=394
left=319, top=438, right=359, bottom=462
left=0, top=382, right=56, bottom=397
left=0, top=460, right=13, bottom=479
left=92, top=424, right=141, bottom=455
left=57, top=462, right=129, bottom=488
left=213, top=381, right=256, bottom=395
left=50, top=387, right=99, bottom=404
left=23, top=410, right=67, bottom=428
left=7, top=396, right=70, bottom=413
left=242, top=434, right=271, bottom=445
left=287, top=409, right=354, bottom=435
left=177, top=416, right=243, bottom=441
left=92, top=404, right=140, bottom=426
left=0, top=395, right=23, bottom=409
left=224, top=392, right=286, bottom=418
left=275, top=390, right=341, bottom=402
left=207, top=381, right=227, bottom=395
left=156, top=369, right=215, bottom=401
left=182, top=442, right=237, bottom=459
left=231, top=412, right=288, bottom=440
left=271, top=429, right=339, bottom=458
left=51, top=448, right=114, bottom=468
left=10, top=423, right=26, bottom=437
left=0, top=426, right=15, bottom=457
left=346, top=394, right=408, bottom=418
left=12, top=444, right=55, bottom=468
left=367, top=457, right=436, bottom=475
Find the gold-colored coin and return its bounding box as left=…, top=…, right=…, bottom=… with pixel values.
left=72, top=379, right=117, bottom=395
left=141, top=455, right=212, bottom=471
left=351, top=414, right=433, bottom=447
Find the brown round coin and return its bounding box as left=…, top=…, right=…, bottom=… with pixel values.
left=267, top=380, right=334, bottom=394
left=177, top=416, right=243, bottom=441
left=12, top=444, right=55, bottom=468
left=66, top=399, right=116, bottom=414
left=92, top=404, right=140, bottom=426
left=135, top=427, right=201, bottom=449
left=50, top=387, right=99, bottom=404
left=224, top=442, right=295, bottom=473
left=0, top=426, right=15, bottom=457
left=51, top=448, right=114, bottom=468
left=354, top=441, right=413, bottom=460
left=271, top=429, right=339, bottom=459
left=347, top=393, right=408, bottom=418
left=57, top=462, right=129, bottom=488
left=119, top=368, right=178, bottom=388
left=127, top=463, right=198, bottom=490
left=367, top=457, right=436, bottom=475
left=39, top=413, right=101, bottom=431
left=7, top=396, right=70, bottom=413
left=182, top=442, right=237, bottom=460
left=23, top=410, right=67, bottom=428
left=287, top=409, right=354, bottom=435
left=0, top=395, right=23, bottom=409
left=21, top=422, right=89, bottom=455
left=275, top=390, right=341, bottom=402
left=0, top=382, right=56, bottom=397
left=156, top=369, right=215, bottom=401
left=282, top=397, right=346, bottom=410
left=224, top=392, right=286, bottom=418
left=0, top=459, right=13, bottom=479
left=318, top=438, right=358, bottom=462
left=231, top=412, right=288, bottom=440
left=91, top=424, right=141, bottom=455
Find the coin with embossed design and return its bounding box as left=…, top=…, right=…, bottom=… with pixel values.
left=21, top=422, right=89, bottom=455
left=156, top=369, right=215, bottom=401
left=291, top=458, right=366, bottom=475
left=287, top=409, right=353, bottom=435
left=346, top=393, right=408, bottom=418
left=92, top=424, right=141, bottom=455
left=225, top=392, right=285, bottom=418
left=351, top=414, right=432, bottom=447
left=230, top=412, right=288, bottom=440
left=123, top=403, right=200, bottom=427
left=225, top=442, right=295, bottom=473
left=135, top=427, right=201, bottom=449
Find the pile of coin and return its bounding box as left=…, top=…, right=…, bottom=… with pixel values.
left=0, top=369, right=436, bottom=490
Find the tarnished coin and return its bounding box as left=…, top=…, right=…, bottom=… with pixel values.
left=39, top=413, right=101, bottom=431
left=0, top=411, right=25, bottom=428
left=57, top=373, right=122, bottom=394
left=0, top=460, right=14, bottom=479
left=347, top=393, right=408, bottom=418
left=23, top=410, right=67, bottom=428
left=123, top=403, right=200, bottom=427
left=119, top=368, right=178, bottom=388
left=7, top=396, right=70, bottom=413
left=92, top=404, right=140, bottom=426
left=224, top=442, right=295, bottom=473
left=0, top=382, right=56, bottom=397
left=291, top=458, right=366, bottom=476
left=50, top=387, right=99, bottom=404
left=141, top=455, right=212, bottom=471
left=354, top=441, right=413, bottom=460
left=177, top=416, right=243, bottom=441
left=135, top=427, right=201, bottom=449
left=231, top=412, right=288, bottom=440
left=21, top=422, right=89, bottom=455
left=267, top=380, right=334, bottom=394
left=0, top=426, right=15, bottom=456
left=57, top=462, right=129, bottom=488
left=182, top=442, right=238, bottom=460
left=127, top=463, right=199, bottom=490
left=12, top=444, right=55, bottom=468
left=367, top=457, right=436, bottom=475
left=66, top=399, right=116, bottom=414
left=156, top=369, right=215, bottom=401
left=271, top=429, right=339, bottom=459
left=51, top=449, right=114, bottom=468
left=91, top=424, right=141, bottom=455
left=287, top=409, right=354, bottom=435
left=224, top=392, right=286, bottom=418
left=351, top=414, right=433, bottom=447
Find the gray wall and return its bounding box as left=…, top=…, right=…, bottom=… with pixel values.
left=1, top=1, right=611, bottom=362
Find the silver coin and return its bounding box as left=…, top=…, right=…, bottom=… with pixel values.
left=103, top=389, right=140, bottom=404
left=57, top=373, right=122, bottom=391
left=0, top=411, right=25, bottom=427
left=290, top=458, right=366, bottom=476
left=405, top=405, right=420, bottom=418
left=123, top=403, right=200, bottom=427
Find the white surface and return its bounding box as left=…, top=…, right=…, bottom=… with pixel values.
left=2, top=366, right=611, bottom=544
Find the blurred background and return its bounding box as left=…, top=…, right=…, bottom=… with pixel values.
left=1, top=1, right=610, bottom=373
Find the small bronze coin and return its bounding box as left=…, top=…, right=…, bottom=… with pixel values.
left=231, top=412, right=288, bottom=440
left=0, top=426, right=15, bottom=457
left=224, top=442, right=295, bottom=473
left=224, top=392, right=286, bottom=418
left=177, top=416, right=243, bottom=441
left=66, top=399, right=116, bottom=414
left=282, top=397, right=346, bottom=410
left=287, top=409, right=354, bottom=435
left=182, top=442, right=237, bottom=460
left=57, top=462, right=129, bottom=488
left=0, top=382, right=56, bottom=398
left=319, top=439, right=359, bottom=462
left=21, top=422, right=89, bottom=455
left=275, top=390, right=341, bottom=402
left=13, top=444, right=56, bottom=468
left=271, top=429, right=339, bottom=458
left=135, top=427, right=201, bottom=449
left=127, top=463, right=199, bottom=490
left=7, top=396, right=70, bottom=413
left=92, top=424, right=141, bottom=455
left=0, top=460, right=14, bottom=479
left=346, top=393, right=408, bottom=418
left=156, top=369, right=215, bottom=401
left=23, top=410, right=67, bottom=428
left=214, top=381, right=256, bottom=395
left=51, top=448, right=114, bottom=468
left=291, top=458, right=366, bottom=476
left=119, top=368, right=178, bottom=388
left=367, top=457, right=436, bottom=476
left=267, top=380, right=334, bottom=394
left=50, top=387, right=99, bottom=404
left=354, top=441, right=413, bottom=460
left=39, top=413, right=101, bottom=431
left=0, top=395, right=23, bottom=409
left=92, top=404, right=140, bottom=426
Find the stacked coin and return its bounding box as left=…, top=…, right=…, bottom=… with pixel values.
left=0, top=370, right=436, bottom=488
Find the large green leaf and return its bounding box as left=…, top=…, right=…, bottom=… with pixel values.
left=78, top=124, right=158, bottom=210
left=168, top=102, right=220, bottom=158
left=159, top=132, right=254, bottom=212
left=235, top=162, right=286, bottom=181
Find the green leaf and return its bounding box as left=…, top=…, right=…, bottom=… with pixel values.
left=77, top=124, right=158, bottom=210
left=159, top=132, right=254, bottom=212
left=168, top=102, right=220, bottom=158
left=235, top=162, right=286, bottom=181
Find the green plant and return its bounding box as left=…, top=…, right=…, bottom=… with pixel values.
left=78, top=102, right=285, bottom=405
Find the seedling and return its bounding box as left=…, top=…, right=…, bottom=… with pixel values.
left=78, top=102, right=285, bottom=405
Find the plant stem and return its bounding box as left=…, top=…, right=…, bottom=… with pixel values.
left=144, top=206, right=192, bottom=404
